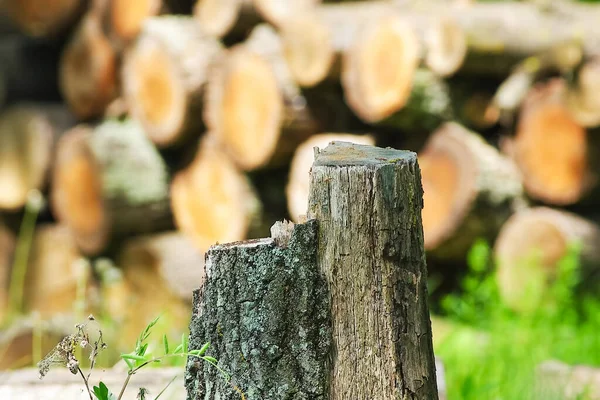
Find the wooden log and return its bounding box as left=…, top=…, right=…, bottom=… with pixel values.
left=0, top=35, right=64, bottom=106
left=0, top=0, right=86, bottom=38
left=253, top=0, right=320, bottom=28
left=494, top=207, right=600, bottom=314
left=50, top=119, right=172, bottom=256
left=192, top=0, right=246, bottom=38
left=566, top=56, right=600, bottom=128
left=23, top=224, right=93, bottom=319
left=306, top=141, right=438, bottom=398
left=535, top=360, right=600, bottom=400
left=122, top=16, right=223, bottom=147
left=418, top=122, right=525, bottom=261
left=106, top=0, right=163, bottom=46
left=286, top=133, right=375, bottom=222
left=0, top=222, right=15, bottom=322
left=280, top=3, right=466, bottom=89
left=104, top=231, right=205, bottom=350
left=0, top=104, right=75, bottom=211
left=59, top=8, right=118, bottom=120
left=512, top=78, right=600, bottom=206
left=204, top=24, right=317, bottom=171
left=170, top=136, right=261, bottom=252
left=0, top=367, right=185, bottom=400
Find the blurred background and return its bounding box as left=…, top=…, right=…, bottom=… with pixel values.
left=0, top=0, right=600, bottom=398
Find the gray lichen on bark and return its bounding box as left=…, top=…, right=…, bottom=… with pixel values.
left=307, top=141, right=439, bottom=400
left=185, top=219, right=331, bottom=399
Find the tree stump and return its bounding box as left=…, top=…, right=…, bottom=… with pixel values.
left=185, top=142, right=439, bottom=399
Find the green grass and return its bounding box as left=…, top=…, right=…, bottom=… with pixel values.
left=433, top=239, right=600, bottom=400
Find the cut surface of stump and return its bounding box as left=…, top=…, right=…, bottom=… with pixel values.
left=0, top=104, right=75, bottom=211
left=123, top=16, right=223, bottom=147
left=419, top=122, right=524, bottom=261
left=494, top=207, right=600, bottom=313
left=513, top=79, right=593, bottom=205
left=59, top=9, right=118, bottom=120
left=286, top=133, right=375, bottom=222
left=23, top=224, right=92, bottom=318
left=170, top=136, right=261, bottom=251
left=185, top=220, right=331, bottom=399
left=307, top=141, right=439, bottom=399
left=105, top=231, right=205, bottom=350
left=51, top=120, right=172, bottom=255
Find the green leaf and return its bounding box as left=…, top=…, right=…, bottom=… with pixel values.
left=121, top=353, right=147, bottom=362
left=163, top=334, right=169, bottom=355
left=173, top=344, right=183, bottom=354
left=182, top=333, right=188, bottom=354
left=202, top=356, right=218, bottom=364
left=123, top=357, right=135, bottom=370
left=92, top=381, right=117, bottom=400
left=138, top=343, right=148, bottom=357
left=466, top=238, right=490, bottom=274
left=197, top=342, right=210, bottom=356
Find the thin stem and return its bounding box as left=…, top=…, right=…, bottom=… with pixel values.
left=153, top=374, right=178, bottom=400
left=117, top=372, right=133, bottom=400
left=77, top=366, right=94, bottom=400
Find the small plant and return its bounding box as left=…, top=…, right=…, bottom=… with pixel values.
left=37, top=314, right=233, bottom=400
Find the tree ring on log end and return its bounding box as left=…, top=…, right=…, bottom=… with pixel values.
left=516, top=80, right=587, bottom=205
left=193, top=0, right=241, bottom=37
left=123, top=36, right=185, bottom=147
left=214, top=48, right=283, bottom=170
left=51, top=127, right=106, bottom=254
left=281, top=12, right=335, bottom=87
left=342, top=15, right=420, bottom=122
left=111, top=0, right=162, bottom=42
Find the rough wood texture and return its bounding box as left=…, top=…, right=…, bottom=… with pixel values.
left=185, top=219, right=332, bottom=399
left=23, top=224, right=92, bottom=318
left=0, top=367, right=185, bottom=400
left=418, top=122, right=525, bottom=261
left=51, top=119, right=172, bottom=255
left=59, top=8, right=118, bottom=120
left=307, top=141, right=439, bottom=399
left=0, top=103, right=75, bottom=211
left=123, top=15, right=223, bottom=147
left=512, top=78, right=600, bottom=206
left=494, top=207, right=600, bottom=313
left=0, top=0, right=86, bottom=37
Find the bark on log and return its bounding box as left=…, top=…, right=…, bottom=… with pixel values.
left=23, top=224, right=93, bottom=319
left=512, top=78, right=600, bottom=206
left=418, top=122, right=525, bottom=261
left=286, top=132, right=375, bottom=222
left=204, top=24, right=317, bottom=171
left=59, top=8, right=118, bottom=120
left=122, top=16, right=223, bottom=147
left=494, top=207, right=600, bottom=314
left=185, top=220, right=331, bottom=399
left=306, top=141, right=438, bottom=398
left=280, top=2, right=466, bottom=88
left=50, top=119, right=172, bottom=256
left=104, top=231, right=205, bottom=350
left=0, top=35, right=64, bottom=106
left=170, top=136, right=261, bottom=252
left=0, top=103, right=75, bottom=211
left=0, top=222, right=15, bottom=322
left=0, top=0, right=86, bottom=38
left=535, top=360, right=600, bottom=400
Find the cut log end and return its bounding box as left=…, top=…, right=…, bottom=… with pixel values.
left=110, top=0, right=162, bottom=42
left=286, top=133, right=375, bottom=222
left=281, top=12, right=334, bottom=87
left=193, top=0, right=241, bottom=37
left=494, top=207, right=600, bottom=313
left=206, top=48, right=283, bottom=170
left=515, top=79, right=588, bottom=205
left=51, top=126, right=107, bottom=254
left=171, top=137, right=259, bottom=251
left=59, top=11, right=118, bottom=119
left=343, top=15, right=421, bottom=122
left=424, top=16, right=467, bottom=77
left=253, top=0, right=320, bottom=27
left=123, top=37, right=185, bottom=146
left=567, top=56, right=600, bottom=127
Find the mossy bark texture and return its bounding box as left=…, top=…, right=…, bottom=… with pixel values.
left=307, top=141, right=438, bottom=400
left=185, top=220, right=331, bottom=399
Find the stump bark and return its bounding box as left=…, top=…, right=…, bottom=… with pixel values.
left=186, top=141, right=439, bottom=399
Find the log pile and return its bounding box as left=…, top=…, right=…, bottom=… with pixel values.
left=1, top=0, right=600, bottom=372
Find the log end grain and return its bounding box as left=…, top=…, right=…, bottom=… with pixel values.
left=193, top=0, right=241, bottom=37
left=110, top=0, right=162, bottom=42
left=424, top=15, right=467, bottom=77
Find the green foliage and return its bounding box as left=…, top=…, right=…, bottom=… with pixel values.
left=93, top=382, right=117, bottom=400
left=435, top=238, right=600, bottom=400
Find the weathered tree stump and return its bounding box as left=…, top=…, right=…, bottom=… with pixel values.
left=185, top=141, right=439, bottom=399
